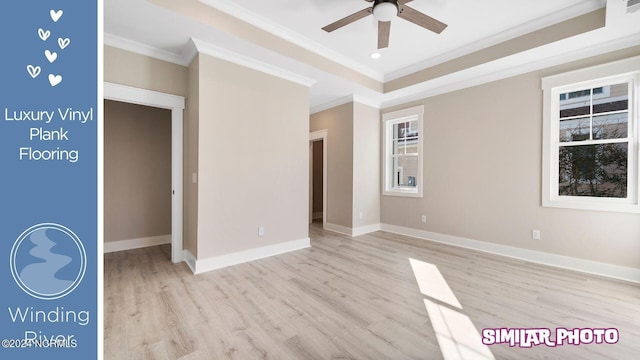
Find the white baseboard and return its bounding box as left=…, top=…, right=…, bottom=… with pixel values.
left=183, top=249, right=197, bottom=273
left=353, top=223, right=381, bottom=237
left=380, top=224, right=640, bottom=284
left=325, top=223, right=353, bottom=236
left=186, top=238, right=311, bottom=274
left=104, top=234, right=171, bottom=253
left=325, top=222, right=381, bottom=237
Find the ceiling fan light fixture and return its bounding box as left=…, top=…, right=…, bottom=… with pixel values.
left=372, top=0, right=398, bottom=22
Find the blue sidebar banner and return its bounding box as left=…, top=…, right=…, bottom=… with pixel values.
left=0, top=1, right=98, bottom=359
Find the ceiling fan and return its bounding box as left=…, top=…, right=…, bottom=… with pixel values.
left=322, top=0, right=448, bottom=49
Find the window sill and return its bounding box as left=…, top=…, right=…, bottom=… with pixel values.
left=383, top=188, right=423, bottom=198
left=542, top=199, right=640, bottom=214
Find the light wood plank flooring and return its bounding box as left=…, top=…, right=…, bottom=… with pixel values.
left=104, top=225, right=640, bottom=359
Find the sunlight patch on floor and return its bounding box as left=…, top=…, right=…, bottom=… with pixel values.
left=410, top=258, right=495, bottom=360
left=409, top=258, right=462, bottom=309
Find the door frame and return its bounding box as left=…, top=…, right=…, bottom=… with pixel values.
left=309, top=129, right=328, bottom=229
left=104, top=82, right=185, bottom=263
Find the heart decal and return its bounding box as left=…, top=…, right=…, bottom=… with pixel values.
left=45, top=50, right=58, bottom=63
left=38, top=28, right=50, bottom=41
left=48, top=74, right=62, bottom=87
left=50, top=9, right=63, bottom=22
left=58, top=37, right=70, bottom=50
left=27, top=65, right=41, bottom=79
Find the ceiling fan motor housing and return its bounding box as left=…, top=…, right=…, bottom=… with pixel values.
left=373, top=0, right=399, bottom=22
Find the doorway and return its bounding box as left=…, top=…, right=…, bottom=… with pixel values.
left=309, top=130, right=327, bottom=229
left=104, top=82, right=185, bottom=263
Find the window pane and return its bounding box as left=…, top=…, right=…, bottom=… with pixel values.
left=593, top=83, right=628, bottom=114
left=593, top=113, right=628, bottom=140
left=392, top=139, right=404, bottom=155
left=559, top=117, right=590, bottom=142
left=394, top=121, right=418, bottom=139
left=558, top=143, right=628, bottom=198
left=394, top=155, right=418, bottom=187
left=559, top=91, right=590, bottom=118
left=404, top=142, right=418, bottom=155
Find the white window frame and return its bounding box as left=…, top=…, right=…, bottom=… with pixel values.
left=542, top=56, right=640, bottom=213
left=382, top=105, right=424, bottom=198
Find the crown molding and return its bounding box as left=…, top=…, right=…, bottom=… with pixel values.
left=384, top=0, right=606, bottom=82
left=310, top=94, right=381, bottom=114
left=103, top=33, right=315, bottom=88
left=198, top=0, right=384, bottom=82
left=104, top=33, right=189, bottom=66
left=190, top=38, right=316, bottom=88
left=310, top=95, right=355, bottom=114
left=381, top=31, right=640, bottom=108
left=353, top=94, right=381, bottom=110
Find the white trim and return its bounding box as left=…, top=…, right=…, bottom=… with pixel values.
left=380, top=223, right=640, bottom=284
left=541, top=55, right=640, bottom=89
left=381, top=33, right=640, bottom=109
left=541, top=56, right=640, bottom=213
left=325, top=223, right=353, bottom=236
left=187, top=238, right=311, bottom=274
left=103, top=235, right=171, bottom=253
left=311, top=94, right=381, bottom=115
left=197, top=0, right=383, bottom=82
left=325, top=222, right=382, bottom=237
left=182, top=249, right=197, bottom=273
left=352, top=223, right=381, bottom=237
left=189, top=38, right=316, bottom=88
left=103, top=83, right=185, bottom=111
left=382, top=106, right=424, bottom=198
left=353, top=94, right=381, bottom=110
left=384, top=0, right=606, bottom=82
left=104, top=82, right=185, bottom=263
left=310, top=130, right=328, bottom=230
left=104, top=33, right=188, bottom=66
left=311, top=95, right=354, bottom=114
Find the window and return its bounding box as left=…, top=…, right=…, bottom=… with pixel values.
left=383, top=105, right=424, bottom=197
left=542, top=56, right=640, bottom=213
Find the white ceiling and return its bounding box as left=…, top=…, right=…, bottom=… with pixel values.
left=217, top=0, right=596, bottom=77
left=104, top=0, right=640, bottom=111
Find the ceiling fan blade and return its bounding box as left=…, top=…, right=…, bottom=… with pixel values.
left=378, top=21, right=390, bottom=49
left=322, top=8, right=372, bottom=32
left=365, top=0, right=412, bottom=3
left=398, top=5, right=447, bottom=34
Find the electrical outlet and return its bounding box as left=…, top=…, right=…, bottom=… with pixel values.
left=258, top=226, right=265, bottom=237
left=421, top=215, right=427, bottom=223
left=531, top=229, right=541, bottom=240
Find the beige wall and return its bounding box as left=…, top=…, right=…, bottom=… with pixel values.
left=104, top=45, right=188, bottom=96
left=310, top=103, right=354, bottom=228
left=184, top=56, right=200, bottom=257
left=312, top=140, right=323, bottom=215
left=353, top=102, right=381, bottom=228
left=149, top=0, right=381, bottom=93
left=310, top=101, right=381, bottom=230
left=381, top=48, right=640, bottom=269
left=195, top=53, right=310, bottom=258
left=104, top=100, right=172, bottom=242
